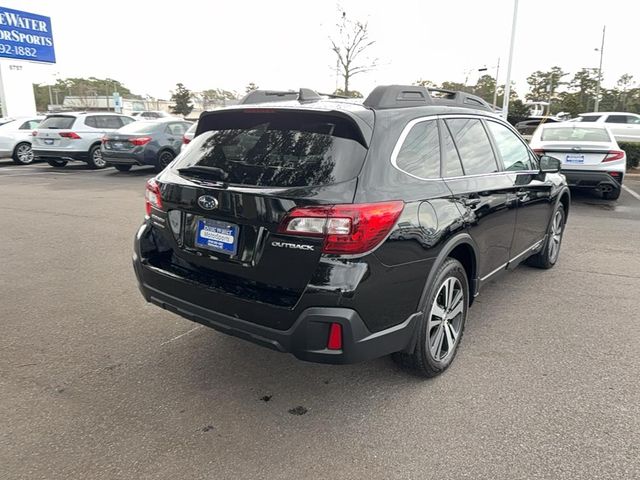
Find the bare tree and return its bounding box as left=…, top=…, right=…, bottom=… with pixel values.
left=330, top=15, right=377, bottom=95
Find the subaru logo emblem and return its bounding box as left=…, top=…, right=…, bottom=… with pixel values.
left=197, top=195, right=218, bottom=210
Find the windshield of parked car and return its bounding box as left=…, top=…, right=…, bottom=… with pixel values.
left=117, top=121, right=160, bottom=134
left=541, top=126, right=611, bottom=142
left=174, top=111, right=367, bottom=187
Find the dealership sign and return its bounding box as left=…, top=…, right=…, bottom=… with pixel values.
left=0, top=6, right=55, bottom=63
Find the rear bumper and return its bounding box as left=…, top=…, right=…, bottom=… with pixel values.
left=33, top=149, right=88, bottom=161
left=562, top=169, right=623, bottom=189
left=133, top=243, right=419, bottom=365
left=103, top=150, right=148, bottom=166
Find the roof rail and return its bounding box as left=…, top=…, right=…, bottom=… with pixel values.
left=238, top=88, right=325, bottom=105
left=363, top=85, right=493, bottom=112
left=427, top=87, right=493, bottom=111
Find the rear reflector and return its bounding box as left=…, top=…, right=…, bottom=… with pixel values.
left=130, top=136, right=152, bottom=146
left=278, top=201, right=404, bottom=254
left=59, top=132, right=81, bottom=139
left=603, top=150, right=625, bottom=162
left=327, top=323, right=342, bottom=350
left=145, top=178, right=163, bottom=216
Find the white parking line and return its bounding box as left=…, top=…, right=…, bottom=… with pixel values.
left=622, top=185, right=640, bottom=201
left=159, top=325, right=202, bottom=346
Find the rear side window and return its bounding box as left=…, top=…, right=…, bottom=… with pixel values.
left=39, top=116, right=75, bottom=129
left=541, top=127, right=610, bottom=142
left=175, top=111, right=367, bottom=187
left=445, top=118, right=498, bottom=175
left=606, top=115, right=640, bottom=124
left=20, top=120, right=41, bottom=129
left=578, top=115, right=600, bottom=122
left=486, top=121, right=533, bottom=171
left=395, top=120, right=440, bottom=179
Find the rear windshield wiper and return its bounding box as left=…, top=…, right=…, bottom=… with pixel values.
left=177, top=166, right=229, bottom=186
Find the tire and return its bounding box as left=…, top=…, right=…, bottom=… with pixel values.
left=603, top=188, right=621, bottom=200
left=12, top=142, right=34, bottom=165
left=155, top=150, right=175, bottom=173
left=86, top=144, right=107, bottom=169
left=114, top=165, right=132, bottom=172
left=526, top=202, right=565, bottom=269
left=47, top=159, right=68, bottom=168
left=393, top=258, right=469, bottom=378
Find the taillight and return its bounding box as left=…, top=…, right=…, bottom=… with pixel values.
left=182, top=135, right=191, bottom=145
left=31, top=131, right=37, bottom=136
left=59, top=132, right=81, bottom=139
left=145, top=178, right=163, bottom=216
left=130, top=136, right=152, bottom=146
left=603, top=150, right=625, bottom=162
left=101, top=135, right=108, bottom=143
left=278, top=201, right=404, bottom=255
left=533, top=149, right=545, bottom=155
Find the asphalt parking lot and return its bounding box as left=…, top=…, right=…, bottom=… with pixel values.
left=1, top=160, right=639, bottom=480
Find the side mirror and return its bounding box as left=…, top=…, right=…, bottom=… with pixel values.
left=539, top=155, right=561, bottom=173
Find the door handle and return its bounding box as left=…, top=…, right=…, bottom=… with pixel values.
left=462, top=197, right=481, bottom=207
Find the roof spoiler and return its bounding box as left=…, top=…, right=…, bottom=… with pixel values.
left=363, top=85, right=493, bottom=111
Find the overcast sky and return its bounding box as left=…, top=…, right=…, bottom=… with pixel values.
left=8, top=0, right=639, bottom=100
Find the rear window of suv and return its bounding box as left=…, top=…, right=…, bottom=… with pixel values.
left=39, top=115, right=75, bottom=129
left=174, top=111, right=368, bottom=187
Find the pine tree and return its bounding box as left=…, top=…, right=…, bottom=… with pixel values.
left=170, top=83, right=193, bottom=116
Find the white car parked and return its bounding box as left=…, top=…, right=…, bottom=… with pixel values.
left=0, top=116, right=44, bottom=164
left=180, top=121, right=197, bottom=152
left=570, top=112, right=640, bottom=143
left=530, top=122, right=626, bottom=200
left=32, top=112, right=135, bottom=169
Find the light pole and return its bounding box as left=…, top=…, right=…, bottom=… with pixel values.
left=502, top=0, right=519, bottom=118
left=594, top=25, right=606, bottom=112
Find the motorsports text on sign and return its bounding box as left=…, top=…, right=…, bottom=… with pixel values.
left=0, top=6, right=55, bottom=63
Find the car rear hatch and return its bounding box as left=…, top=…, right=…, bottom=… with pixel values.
left=536, top=126, right=619, bottom=167
left=104, top=121, right=159, bottom=153
left=33, top=115, right=78, bottom=149
left=141, top=108, right=371, bottom=329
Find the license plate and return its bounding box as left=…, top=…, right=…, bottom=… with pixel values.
left=195, top=218, right=238, bottom=255
left=113, top=142, right=124, bottom=149
left=44, top=139, right=54, bottom=145
left=565, top=154, right=584, bottom=164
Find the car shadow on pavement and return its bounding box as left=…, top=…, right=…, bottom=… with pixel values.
left=129, top=327, right=430, bottom=426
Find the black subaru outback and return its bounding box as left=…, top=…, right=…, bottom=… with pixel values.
left=133, top=85, right=570, bottom=377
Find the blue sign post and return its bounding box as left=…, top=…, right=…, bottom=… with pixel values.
left=0, top=6, right=55, bottom=64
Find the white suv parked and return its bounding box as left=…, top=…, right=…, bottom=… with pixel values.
left=33, top=112, right=135, bottom=169
left=571, top=112, right=640, bottom=143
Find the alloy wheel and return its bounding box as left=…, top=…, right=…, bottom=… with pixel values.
left=93, top=148, right=106, bottom=167
left=427, top=277, right=464, bottom=362
left=548, top=210, right=563, bottom=263
left=16, top=144, right=34, bottom=164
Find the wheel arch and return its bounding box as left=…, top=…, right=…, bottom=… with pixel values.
left=419, top=233, right=479, bottom=311
left=558, top=187, right=570, bottom=224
